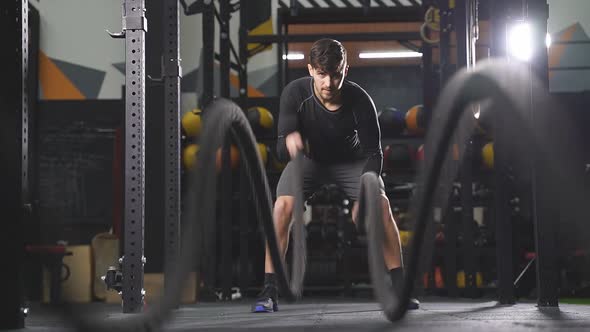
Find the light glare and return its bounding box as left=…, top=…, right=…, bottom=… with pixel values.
left=508, top=23, right=533, bottom=61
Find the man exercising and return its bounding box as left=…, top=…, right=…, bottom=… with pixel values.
left=252, top=39, right=419, bottom=313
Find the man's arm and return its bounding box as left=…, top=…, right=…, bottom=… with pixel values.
left=276, top=84, right=301, bottom=162
left=357, top=95, right=383, bottom=174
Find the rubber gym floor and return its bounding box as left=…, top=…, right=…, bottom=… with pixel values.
left=17, top=297, right=590, bottom=331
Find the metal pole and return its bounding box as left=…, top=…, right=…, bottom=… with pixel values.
left=528, top=0, right=557, bottom=308
left=117, top=0, right=148, bottom=313
left=0, top=0, right=28, bottom=327
left=163, top=0, right=182, bottom=297
left=439, top=0, right=452, bottom=87
left=455, top=0, right=478, bottom=298
left=239, top=0, right=248, bottom=105
left=488, top=0, right=516, bottom=305
left=220, top=0, right=231, bottom=98
left=219, top=0, right=234, bottom=301
left=201, top=1, right=215, bottom=108
left=237, top=0, right=251, bottom=298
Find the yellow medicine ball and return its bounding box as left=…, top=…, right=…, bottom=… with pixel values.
left=482, top=142, right=494, bottom=169
left=247, top=106, right=274, bottom=133
left=257, top=143, right=268, bottom=166
left=457, top=271, right=484, bottom=288
left=182, top=109, right=202, bottom=137
left=182, top=144, right=200, bottom=170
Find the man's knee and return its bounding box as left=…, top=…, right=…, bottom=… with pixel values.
left=274, top=196, right=294, bottom=233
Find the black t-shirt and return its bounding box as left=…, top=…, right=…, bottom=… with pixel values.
left=277, top=77, right=383, bottom=174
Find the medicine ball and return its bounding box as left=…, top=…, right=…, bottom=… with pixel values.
left=181, top=109, right=202, bottom=138
left=405, top=104, right=425, bottom=134
left=378, top=106, right=406, bottom=137
left=257, top=142, right=269, bottom=167
left=216, top=145, right=240, bottom=171
left=247, top=106, right=274, bottom=134
left=482, top=142, right=494, bottom=169
left=182, top=143, right=200, bottom=170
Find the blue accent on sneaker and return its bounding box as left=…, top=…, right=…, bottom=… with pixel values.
left=251, top=298, right=278, bottom=313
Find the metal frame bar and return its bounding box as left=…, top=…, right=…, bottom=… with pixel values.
left=421, top=0, right=435, bottom=126
left=488, top=0, right=516, bottom=305
left=0, top=0, right=28, bottom=328
left=528, top=0, right=557, bottom=308
left=548, top=66, right=590, bottom=71
left=163, top=0, right=182, bottom=296
left=220, top=139, right=233, bottom=300
left=283, top=0, right=424, bottom=8
left=26, top=4, right=41, bottom=252
left=219, top=0, right=234, bottom=301
left=121, top=0, right=147, bottom=313
left=438, top=0, right=452, bottom=86
left=277, top=9, right=287, bottom=92
left=551, top=40, right=590, bottom=45
left=248, top=32, right=422, bottom=43
left=436, top=0, right=460, bottom=298
left=239, top=1, right=248, bottom=103
left=455, top=0, right=478, bottom=298
left=201, top=2, right=215, bottom=108
left=278, top=5, right=423, bottom=23
left=239, top=163, right=251, bottom=294
left=220, top=0, right=231, bottom=98
left=237, top=0, right=252, bottom=296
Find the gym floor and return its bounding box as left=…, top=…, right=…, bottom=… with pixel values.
left=21, top=297, right=590, bottom=331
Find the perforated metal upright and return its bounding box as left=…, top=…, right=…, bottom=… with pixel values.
left=0, top=0, right=28, bottom=328
left=456, top=0, right=478, bottom=299
left=162, top=0, right=182, bottom=295
left=528, top=0, right=556, bottom=308
left=201, top=1, right=215, bottom=108
left=489, top=0, right=515, bottom=305
left=119, top=0, right=148, bottom=313
left=219, top=0, right=234, bottom=301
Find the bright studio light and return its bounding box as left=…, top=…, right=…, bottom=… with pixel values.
left=282, top=53, right=304, bottom=60
left=508, top=22, right=533, bottom=61
left=358, top=51, right=423, bottom=59
left=546, top=33, right=552, bottom=48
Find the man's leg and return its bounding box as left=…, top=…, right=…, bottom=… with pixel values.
left=264, top=196, right=295, bottom=273
left=253, top=196, right=294, bottom=313
left=351, top=193, right=402, bottom=270
left=352, top=193, right=419, bottom=309
left=253, top=155, right=322, bottom=313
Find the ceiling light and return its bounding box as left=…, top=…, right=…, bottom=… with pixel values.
left=282, top=53, right=304, bottom=60
left=359, top=51, right=423, bottom=59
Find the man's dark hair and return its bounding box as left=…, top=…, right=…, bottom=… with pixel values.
left=309, top=39, right=347, bottom=73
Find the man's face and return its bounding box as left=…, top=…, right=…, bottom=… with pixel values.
left=308, top=61, right=348, bottom=102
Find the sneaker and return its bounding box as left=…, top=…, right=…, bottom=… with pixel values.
left=251, top=284, right=279, bottom=313
left=389, top=284, right=420, bottom=310
left=407, top=297, right=420, bottom=310
left=389, top=268, right=420, bottom=310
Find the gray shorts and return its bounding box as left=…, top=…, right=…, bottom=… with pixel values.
left=276, top=156, right=384, bottom=202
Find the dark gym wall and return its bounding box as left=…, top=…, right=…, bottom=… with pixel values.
left=289, top=65, right=423, bottom=112
left=36, top=100, right=123, bottom=244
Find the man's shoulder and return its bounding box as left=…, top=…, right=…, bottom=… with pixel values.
left=343, top=80, right=372, bottom=103
left=284, top=76, right=312, bottom=93
left=281, top=77, right=314, bottom=107
left=343, top=80, right=367, bottom=94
